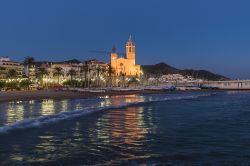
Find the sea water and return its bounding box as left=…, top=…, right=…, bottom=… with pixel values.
left=0, top=91, right=250, bottom=165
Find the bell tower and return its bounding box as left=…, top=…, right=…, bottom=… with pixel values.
left=126, top=35, right=135, bottom=64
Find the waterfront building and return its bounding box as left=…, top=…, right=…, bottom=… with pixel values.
left=0, top=57, right=23, bottom=79
left=44, top=61, right=82, bottom=85
left=111, top=36, right=141, bottom=76
left=23, top=64, right=36, bottom=82
left=37, top=59, right=109, bottom=86
left=82, top=59, right=109, bottom=86
left=202, top=80, right=250, bottom=90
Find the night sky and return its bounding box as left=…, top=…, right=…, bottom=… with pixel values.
left=0, top=0, right=250, bottom=79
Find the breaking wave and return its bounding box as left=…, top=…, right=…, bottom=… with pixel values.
left=0, top=93, right=213, bottom=134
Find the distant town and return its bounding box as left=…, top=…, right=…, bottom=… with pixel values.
left=0, top=36, right=250, bottom=91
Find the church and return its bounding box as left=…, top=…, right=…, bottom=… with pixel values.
left=111, top=36, right=141, bottom=76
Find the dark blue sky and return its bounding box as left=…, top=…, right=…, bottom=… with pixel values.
left=0, top=0, right=250, bottom=78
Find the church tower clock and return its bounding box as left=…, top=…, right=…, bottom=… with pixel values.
left=126, top=35, right=135, bottom=64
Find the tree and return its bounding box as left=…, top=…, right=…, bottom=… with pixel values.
left=6, top=69, right=18, bottom=91
left=80, top=61, right=93, bottom=88
left=19, top=79, right=30, bottom=90
left=82, top=61, right=89, bottom=88
left=128, top=76, right=139, bottom=87
left=63, top=80, right=79, bottom=87
left=0, top=80, right=6, bottom=91
left=99, top=66, right=107, bottom=87
left=67, top=69, right=77, bottom=86
left=37, top=67, right=48, bottom=87
left=53, top=66, right=64, bottom=85
left=107, top=66, right=116, bottom=87
left=24, top=56, right=35, bottom=80
left=7, top=69, right=18, bottom=80
left=95, top=65, right=101, bottom=87
left=79, top=67, right=85, bottom=87
left=6, top=81, right=18, bottom=91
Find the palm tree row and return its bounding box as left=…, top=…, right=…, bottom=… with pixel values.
left=36, top=67, right=48, bottom=87
left=1, top=55, right=116, bottom=88
left=1, top=66, right=137, bottom=89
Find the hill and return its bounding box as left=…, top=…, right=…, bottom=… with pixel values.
left=142, top=63, right=229, bottom=81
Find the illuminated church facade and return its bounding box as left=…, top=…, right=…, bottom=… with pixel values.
left=111, top=36, right=141, bottom=76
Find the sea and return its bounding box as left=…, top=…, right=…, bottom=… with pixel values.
left=1, top=91, right=250, bottom=165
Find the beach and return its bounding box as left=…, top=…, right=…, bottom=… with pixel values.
left=0, top=89, right=169, bottom=102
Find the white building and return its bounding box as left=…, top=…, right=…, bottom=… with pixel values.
left=0, top=57, right=23, bottom=79
left=202, top=80, right=250, bottom=90
left=38, top=59, right=109, bottom=86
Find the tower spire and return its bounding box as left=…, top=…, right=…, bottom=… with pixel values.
left=129, top=34, right=132, bottom=42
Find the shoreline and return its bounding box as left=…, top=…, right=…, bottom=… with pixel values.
left=1, top=89, right=246, bottom=103
left=0, top=90, right=171, bottom=103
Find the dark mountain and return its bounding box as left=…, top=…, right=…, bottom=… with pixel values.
left=142, top=63, right=178, bottom=75
left=142, top=63, right=229, bottom=81
left=62, top=59, right=81, bottom=64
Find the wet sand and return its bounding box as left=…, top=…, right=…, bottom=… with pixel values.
left=0, top=90, right=168, bottom=102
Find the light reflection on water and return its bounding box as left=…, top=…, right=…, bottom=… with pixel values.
left=0, top=94, right=147, bottom=126
left=96, top=106, right=155, bottom=145
left=41, top=100, right=55, bottom=116
left=6, top=104, right=25, bottom=124
left=0, top=94, right=161, bottom=165
left=0, top=92, right=224, bottom=165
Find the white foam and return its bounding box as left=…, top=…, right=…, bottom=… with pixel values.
left=0, top=93, right=212, bottom=134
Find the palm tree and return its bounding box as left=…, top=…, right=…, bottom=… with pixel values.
left=107, top=65, right=116, bottom=87
left=82, top=61, right=89, bottom=88
left=79, top=66, right=84, bottom=87
left=6, top=69, right=18, bottom=91
left=67, top=68, right=76, bottom=86
left=85, top=62, right=90, bottom=88
left=53, top=67, right=64, bottom=85
left=37, top=67, right=48, bottom=87
left=0, top=80, right=5, bottom=91
left=99, top=66, right=107, bottom=87
left=95, top=65, right=101, bottom=87
left=24, top=56, right=35, bottom=81
left=94, top=65, right=107, bottom=87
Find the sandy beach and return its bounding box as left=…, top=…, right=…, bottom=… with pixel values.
left=0, top=89, right=169, bottom=102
